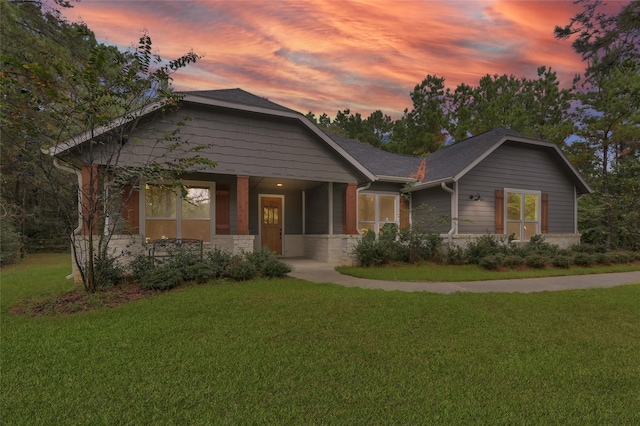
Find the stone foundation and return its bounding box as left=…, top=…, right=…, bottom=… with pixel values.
left=211, top=235, right=255, bottom=254
left=303, top=234, right=361, bottom=265
left=70, top=234, right=146, bottom=282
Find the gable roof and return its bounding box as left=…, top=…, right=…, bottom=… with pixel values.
left=181, top=88, right=298, bottom=114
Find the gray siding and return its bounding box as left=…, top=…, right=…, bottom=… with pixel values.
left=111, top=106, right=361, bottom=184
left=305, top=183, right=328, bottom=234
left=411, top=186, right=451, bottom=233
left=458, top=143, right=575, bottom=234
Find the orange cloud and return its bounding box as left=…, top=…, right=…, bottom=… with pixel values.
left=61, top=0, right=624, bottom=119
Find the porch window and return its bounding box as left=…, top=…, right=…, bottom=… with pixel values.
left=505, top=189, right=540, bottom=241
left=144, top=184, right=212, bottom=242
left=358, top=193, right=398, bottom=234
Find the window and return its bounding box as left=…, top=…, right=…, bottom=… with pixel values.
left=505, top=189, right=540, bottom=241
left=144, top=183, right=212, bottom=242
left=358, top=193, right=398, bottom=234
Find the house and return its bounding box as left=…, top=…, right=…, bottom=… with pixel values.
left=50, top=88, right=591, bottom=276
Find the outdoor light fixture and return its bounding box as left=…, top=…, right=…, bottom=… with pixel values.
left=469, top=193, right=482, bottom=201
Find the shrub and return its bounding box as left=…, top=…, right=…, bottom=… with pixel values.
left=479, top=255, right=503, bottom=270
left=129, top=254, right=156, bottom=281
left=261, top=258, right=292, bottom=278
left=607, top=251, right=633, bottom=264
left=91, top=254, right=125, bottom=289
left=503, top=255, right=524, bottom=268
left=443, top=244, right=465, bottom=265
left=164, top=249, right=207, bottom=282
left=465, top=235, right=508, bottom=264
left=573, top=252, right=594, bottom=267
left=592, top=252, right=608, bottom=265
left=552, top=255, right=571, bottom=269
left=141, top=265, right=182, bottom=290
left=522, top=235, right=560, bottom=257
left=246, top=247, right=279, bottom=274
left=570, top=243, right=605, bottom=254
left=226, top=257, right=258, bottom=281
left=206, top=247, right=233, bottom=278
left=399, top=226, right=441, bottom=263
left=354, top=230, right=385, bottom=267
left=525, top=254, right=548, bottom=269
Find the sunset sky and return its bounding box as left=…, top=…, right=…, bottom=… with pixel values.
left=59, top=0, right=630, bottom=119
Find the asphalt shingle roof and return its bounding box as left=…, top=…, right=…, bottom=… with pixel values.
left=181, top=88, right=298, bottom=114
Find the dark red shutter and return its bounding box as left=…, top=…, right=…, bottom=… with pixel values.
left=495, top=189, right=504, bottom=234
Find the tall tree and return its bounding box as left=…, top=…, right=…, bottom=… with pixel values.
left=446, top=68, right=573, bottom=144
left=388, top=75, right=448, bottom=155
left=556, top=0, right=640, bottom=249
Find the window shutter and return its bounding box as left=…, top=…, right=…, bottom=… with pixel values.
left=541, top=192, right=549, bottom=234
left=495, top=189, right=504, bottom=234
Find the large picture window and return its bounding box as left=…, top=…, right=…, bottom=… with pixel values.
left=358, top=193, right=398, bottom=234
left=505, top=189, right=540, bottom=241
left=144, top=183, right=213, bottom=242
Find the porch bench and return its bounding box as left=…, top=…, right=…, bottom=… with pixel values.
left=149, top=238, right=203, bottom=264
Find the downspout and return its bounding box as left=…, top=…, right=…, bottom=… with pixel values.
left=53, top=158, right=82, bottom=280
left=440, top=182, right=456, bottom=244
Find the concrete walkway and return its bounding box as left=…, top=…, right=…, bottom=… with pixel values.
left=285, top=258, right=640, bottom=294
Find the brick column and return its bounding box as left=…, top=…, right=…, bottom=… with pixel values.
left=81, top=164, right=100, bottom=235
left=236, top=175, right=250, bottom=235
left=343, top=182, right=358, bottom=235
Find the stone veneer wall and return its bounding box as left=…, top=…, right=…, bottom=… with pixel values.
left=303, top=234, right=361, bottom=265
left=211, top=235, right=255, bottom=254
left=446, top=233, right=581, bottom=249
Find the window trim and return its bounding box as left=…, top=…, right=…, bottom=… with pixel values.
left=140, top=180, right=216, bottom=243
left=504, top=188, right=541, bottom=242
left=357, top=191, right=400, bottom=234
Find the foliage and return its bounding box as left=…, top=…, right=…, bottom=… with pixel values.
left=464, top=234, right=510, bottom=265
left=89, top=254, right=125, bottom=289
left=141, top=264, right=182, bottom=290
left=573, top=253, right=595, bottom=267
left=206, top=247, right=234, bottom=279
left=0, top=211, right=21, bottom=266
left=225, top=257, right=258, bottom=281
left=479, top=255, right=503, bottom=270
left=353, top=225, right=442, bottom=266
left=261, top=258, right=293, bottom=278
left=129, top=254, right=155, bottom=281
left=552, top=256, right=571, bottom=269
left=525, top=255, right=549, bottom=269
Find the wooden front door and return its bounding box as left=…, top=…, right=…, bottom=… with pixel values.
left=260, top=197, right=282, bottom=255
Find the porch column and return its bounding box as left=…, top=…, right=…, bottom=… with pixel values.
left=236, top=175, right=249, bottom=235
left=81, top=164, right=100, bottom=235
left=343, top=182, right=358, bottom=234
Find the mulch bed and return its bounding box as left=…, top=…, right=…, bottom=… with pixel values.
left=9, top=283, right=159, bottom=317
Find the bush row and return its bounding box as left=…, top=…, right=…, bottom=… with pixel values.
left=87, top=247, right=292, bottom=291
left=354, top=224, right=442, bottom=267
left=477, top=250, right=640, bottom=270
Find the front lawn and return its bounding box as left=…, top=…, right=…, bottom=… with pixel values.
left=2, top=254, right=640, bottom=424
left=337, top=262, right=640, bottom=282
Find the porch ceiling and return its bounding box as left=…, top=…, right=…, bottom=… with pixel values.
left=249, top=176, right=328, bottom=191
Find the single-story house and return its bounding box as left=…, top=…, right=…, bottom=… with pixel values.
left=49, top=88, right=591, bottom=274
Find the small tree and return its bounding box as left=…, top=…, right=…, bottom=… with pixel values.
left=2, top=1, right=212, bottom=291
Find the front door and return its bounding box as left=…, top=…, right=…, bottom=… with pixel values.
left=260, top=196, right=282, bottom=255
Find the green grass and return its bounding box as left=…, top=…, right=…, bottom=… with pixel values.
left=337, top=262, right=640, bottom=282
left=2, top=254, right=640, bottom=424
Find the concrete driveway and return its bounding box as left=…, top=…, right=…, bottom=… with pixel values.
left=285, top=258, right=640, bottom=294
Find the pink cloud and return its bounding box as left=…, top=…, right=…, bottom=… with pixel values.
left=60, top=0, right=625, bottom=119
